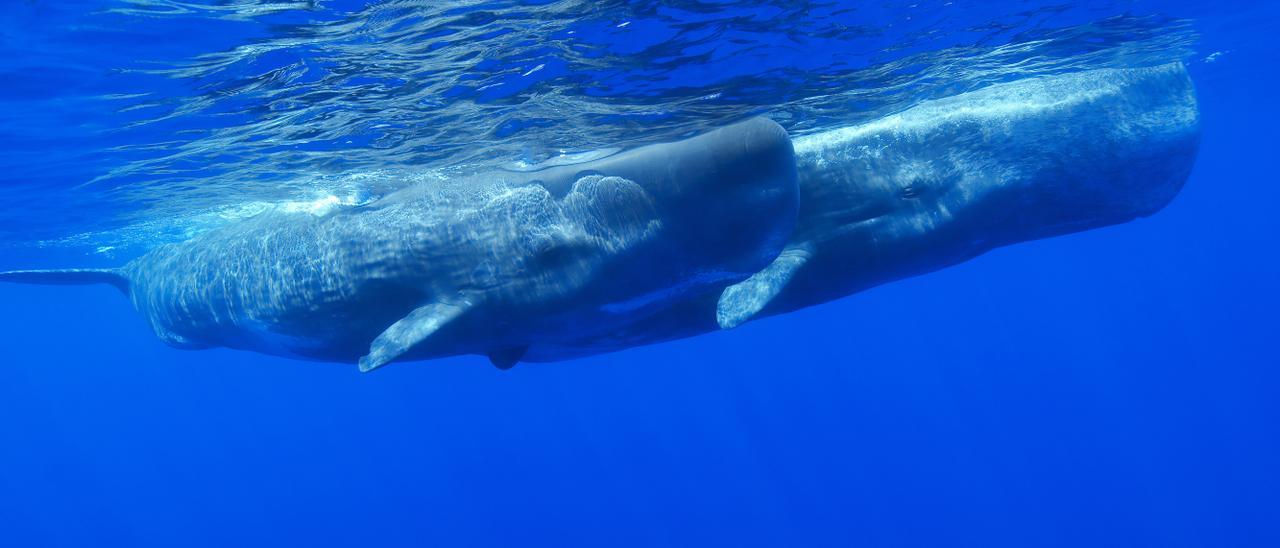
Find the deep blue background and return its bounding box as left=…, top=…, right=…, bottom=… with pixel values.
left=2, top=3, right=1278, bottom=547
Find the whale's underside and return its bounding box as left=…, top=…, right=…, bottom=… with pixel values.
left=0, top=63, right=1200, bottom=371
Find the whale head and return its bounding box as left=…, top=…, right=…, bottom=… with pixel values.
left=516, top=117, right=800, bottom=317
left=988, top=62, right=1202, bottom=240
left=796, top=63, right=1201, bottom=257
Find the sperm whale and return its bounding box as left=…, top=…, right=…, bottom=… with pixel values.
left=1, top=118, right=799, bottom=371
left=533, top=62, right=1201, bottom=360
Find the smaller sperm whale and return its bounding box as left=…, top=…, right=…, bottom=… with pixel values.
left=0, top=118, right=800, bottom=371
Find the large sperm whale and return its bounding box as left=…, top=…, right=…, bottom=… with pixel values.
left=531, top=62, right=1201, bottom=360
left=0, top=118, right=799, bottom=371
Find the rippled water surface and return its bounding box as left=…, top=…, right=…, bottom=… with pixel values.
left=4, top=0, right=1266, bottom=261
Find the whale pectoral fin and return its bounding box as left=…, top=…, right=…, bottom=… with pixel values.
left=0, top=268, right=130, bottom=294
left=359, top=301, right=472, bottom=373
left=488, top=346, right=527, bottom=371
left=716, top=244, right=812, bottom=330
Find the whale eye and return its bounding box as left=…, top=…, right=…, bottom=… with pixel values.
left=534, top=236, right=593, bottom=271
left=899, top=181, right=923, bottom=199
left=538, top=244, right=576, bottom=268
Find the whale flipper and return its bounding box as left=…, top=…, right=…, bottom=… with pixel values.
left=0, top=268, right=129, bottom=294
left=716, top=244, right=812, bottom=329
left=488, top=346, right=527, bottom=370
left=359, top=300, right=473, bottom=372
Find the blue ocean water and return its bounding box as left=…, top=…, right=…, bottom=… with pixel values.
left=1, top=1, right=1277, bottom=546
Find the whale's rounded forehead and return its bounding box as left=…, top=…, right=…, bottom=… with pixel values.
left=499, top=116, right=796, bottom=199
left=500, top=147, right=622, bottom=172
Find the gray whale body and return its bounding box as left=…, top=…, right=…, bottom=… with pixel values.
left=1, top=118, right=799, bottom=370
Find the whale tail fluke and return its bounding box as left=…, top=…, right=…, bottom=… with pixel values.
left=0, top=268, right=130, bottom=294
